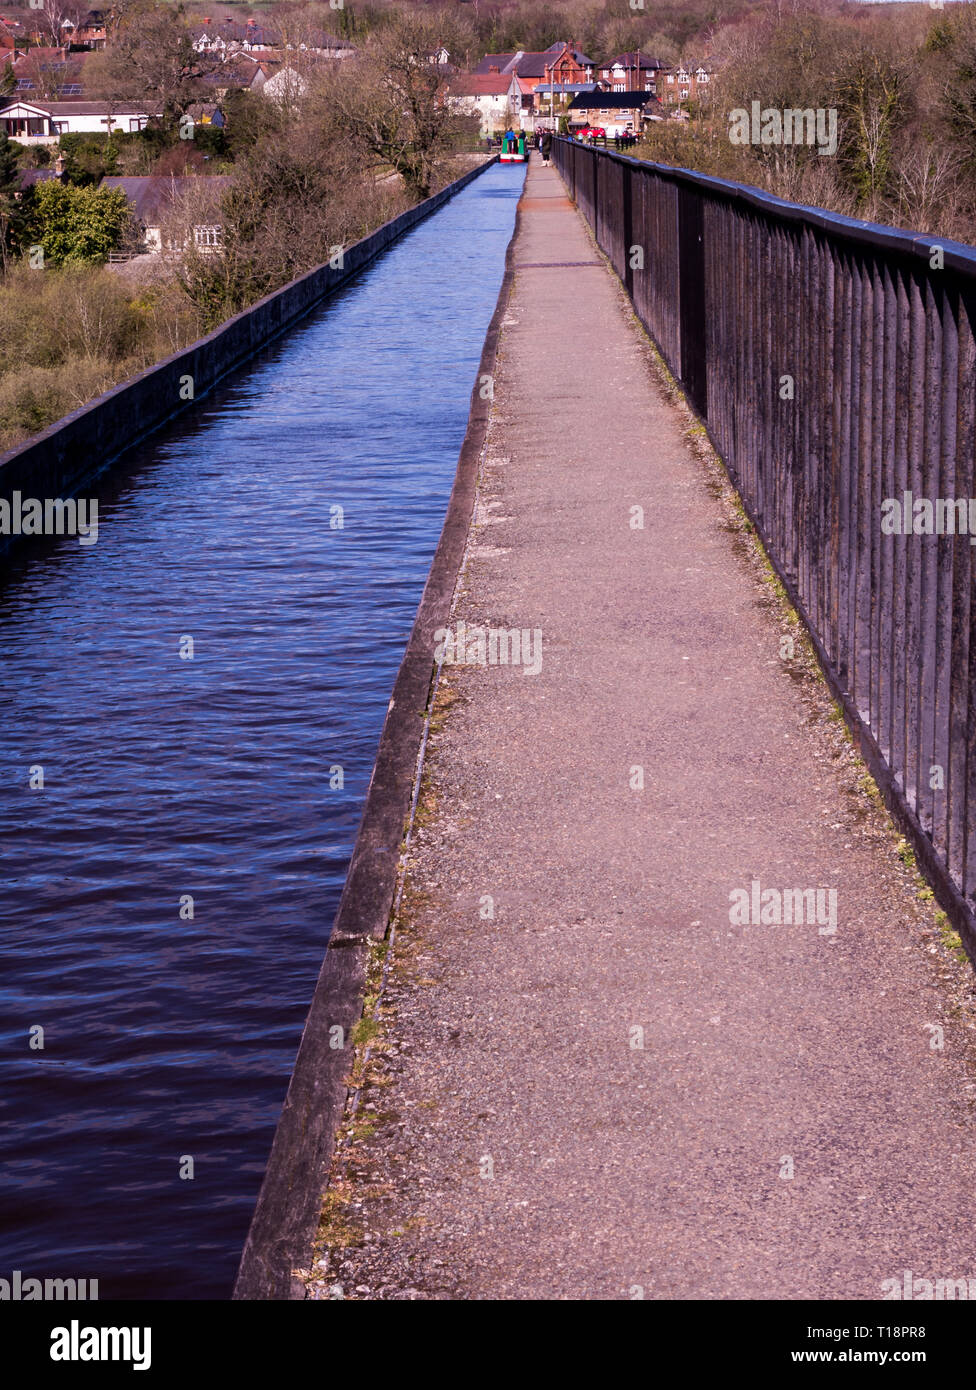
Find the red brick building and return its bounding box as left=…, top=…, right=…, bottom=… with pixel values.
left=596, top=52, right=668, bottom=94
left=475, top=43, right=595, bottom=86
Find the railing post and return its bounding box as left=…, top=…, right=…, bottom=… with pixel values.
left=677, top=182, right=707, bottom=418
left=623, top=157, right=634, bottom=299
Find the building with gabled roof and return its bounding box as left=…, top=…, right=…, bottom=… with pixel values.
left=0, top=98, right=160, bottom=143
left=101, top=174, right=233, bottom=253
left=475, top=43, right=594, bottom=83
left=596, top=53, right=668, bottom=93
left=566, top=89, right=664, bottom=136
left=441, top=71, right=513, bottom=135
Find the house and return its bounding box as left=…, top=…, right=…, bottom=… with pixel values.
left=101, top=175, right=233, bottom=253
left=11, top=47, right=90, bottom=100
left=307, top=35, right=355, bottom=60
left=596, top=53, right=668, bottom=94
left=190, top=19, right=281, bottom=55
left=0, top=98, right=159, bottom=143
left=16, top=162, right=67, bottom=195
left=531, top=81, right=600, bottom=130
left=660, top=59, right=714, bottom=108
left=202, top=53, right=267, bottom=97
left=441, top=73, right=512, bottom=135
left=185, top=102, right=225, bottom=129
left=475, top=43, right=595, bottom=86
left=190, top=19, right=241, bottom=55
left=62, top=11, right=107, bottom=50
left=260, top=63, right=309, bottom=104
left=565, top=90, right=664, bottom=137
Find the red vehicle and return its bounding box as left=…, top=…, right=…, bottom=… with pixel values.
left=576, top=126, right=606, bottom=140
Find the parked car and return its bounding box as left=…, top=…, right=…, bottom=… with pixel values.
left=576, top=126, right=606, bottom=140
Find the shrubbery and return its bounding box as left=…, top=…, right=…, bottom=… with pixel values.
left=0, top=264, right=201, bottom=450
left=24, top=183, right=131, bottom=266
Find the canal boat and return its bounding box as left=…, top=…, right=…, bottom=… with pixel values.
left=499, top=132, right=528, bottom=163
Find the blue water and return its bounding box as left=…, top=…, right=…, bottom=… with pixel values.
left=0, top=163, right=523, bottom=1299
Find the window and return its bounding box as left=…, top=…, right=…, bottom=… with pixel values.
left=613, top=83, right=624, bottom=92
left=194, top=225, right=222, bottom=247
left=666, top=74, right=674, bottom=83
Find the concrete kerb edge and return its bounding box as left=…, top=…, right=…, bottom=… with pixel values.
left=551, top=159, right=976, bottom=975
left=0, top=156, right=498, bottom=559
left=231, top=178, right=525, bottom=1302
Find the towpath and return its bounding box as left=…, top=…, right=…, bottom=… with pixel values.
left=306, top=162, right=976, bottom=1301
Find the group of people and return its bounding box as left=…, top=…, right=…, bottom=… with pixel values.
left=486, top=126, right=638, bottom=162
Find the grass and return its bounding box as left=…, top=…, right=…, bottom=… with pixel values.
left=936, top=910, right=970, bottom=967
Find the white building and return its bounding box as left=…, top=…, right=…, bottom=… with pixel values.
left=0, top=99, right=159, bottom=144
left=440, top=74, right=512, bottom=136
left=260, top=66, right=309, bottom=104
left=101, top=175, right=233, bottom=254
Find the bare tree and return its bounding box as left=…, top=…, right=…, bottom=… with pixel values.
left=888, top=142, right=964, bottom=237
left=325, top=11, right=475, bottom=201
left=86, top=2, right=223, bottom=130
left=834, top=50, right=908, bottom=216
left=33, top=0, right=88, bottom=49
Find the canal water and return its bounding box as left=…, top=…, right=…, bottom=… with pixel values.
left=0, top=162, right=523, bottom=1299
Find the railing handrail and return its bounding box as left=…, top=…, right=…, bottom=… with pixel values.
left=553, top=135, right=976, bottom=275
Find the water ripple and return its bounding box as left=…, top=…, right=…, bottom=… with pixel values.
left=0, top=163, right=523, bottom=1298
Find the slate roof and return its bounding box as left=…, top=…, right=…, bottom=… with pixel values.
left=602, top=52, right=668, bottom=70
left=443, top=73, right=512, bottom=96
left=566, top=91, right=664, bottom=112
left=100, top=175, right=233, bottom=225
left=474, top=45, right=594, bottom=79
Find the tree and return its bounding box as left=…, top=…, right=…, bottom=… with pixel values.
left=327, top=11, right=475, bottom=201
left=25, top=182, right=130, bottom=265
left=937, top=7, right=976, bottom=175
left=33, top=0, right=89, bottom=49
left=0, top=129, right=22, bottom=269
left=834, top=50, right=909, bottom=214
left=175, top=79, right=403, bottom=327
left=86, top=2, right=222, bottom=132
left=15, top=48, right=71, bottom=101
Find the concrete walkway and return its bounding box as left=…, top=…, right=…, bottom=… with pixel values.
left=309, top=162, right=976, bottom=1301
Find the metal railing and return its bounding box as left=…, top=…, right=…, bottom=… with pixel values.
left=553, top=135, right=976, bottom=956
